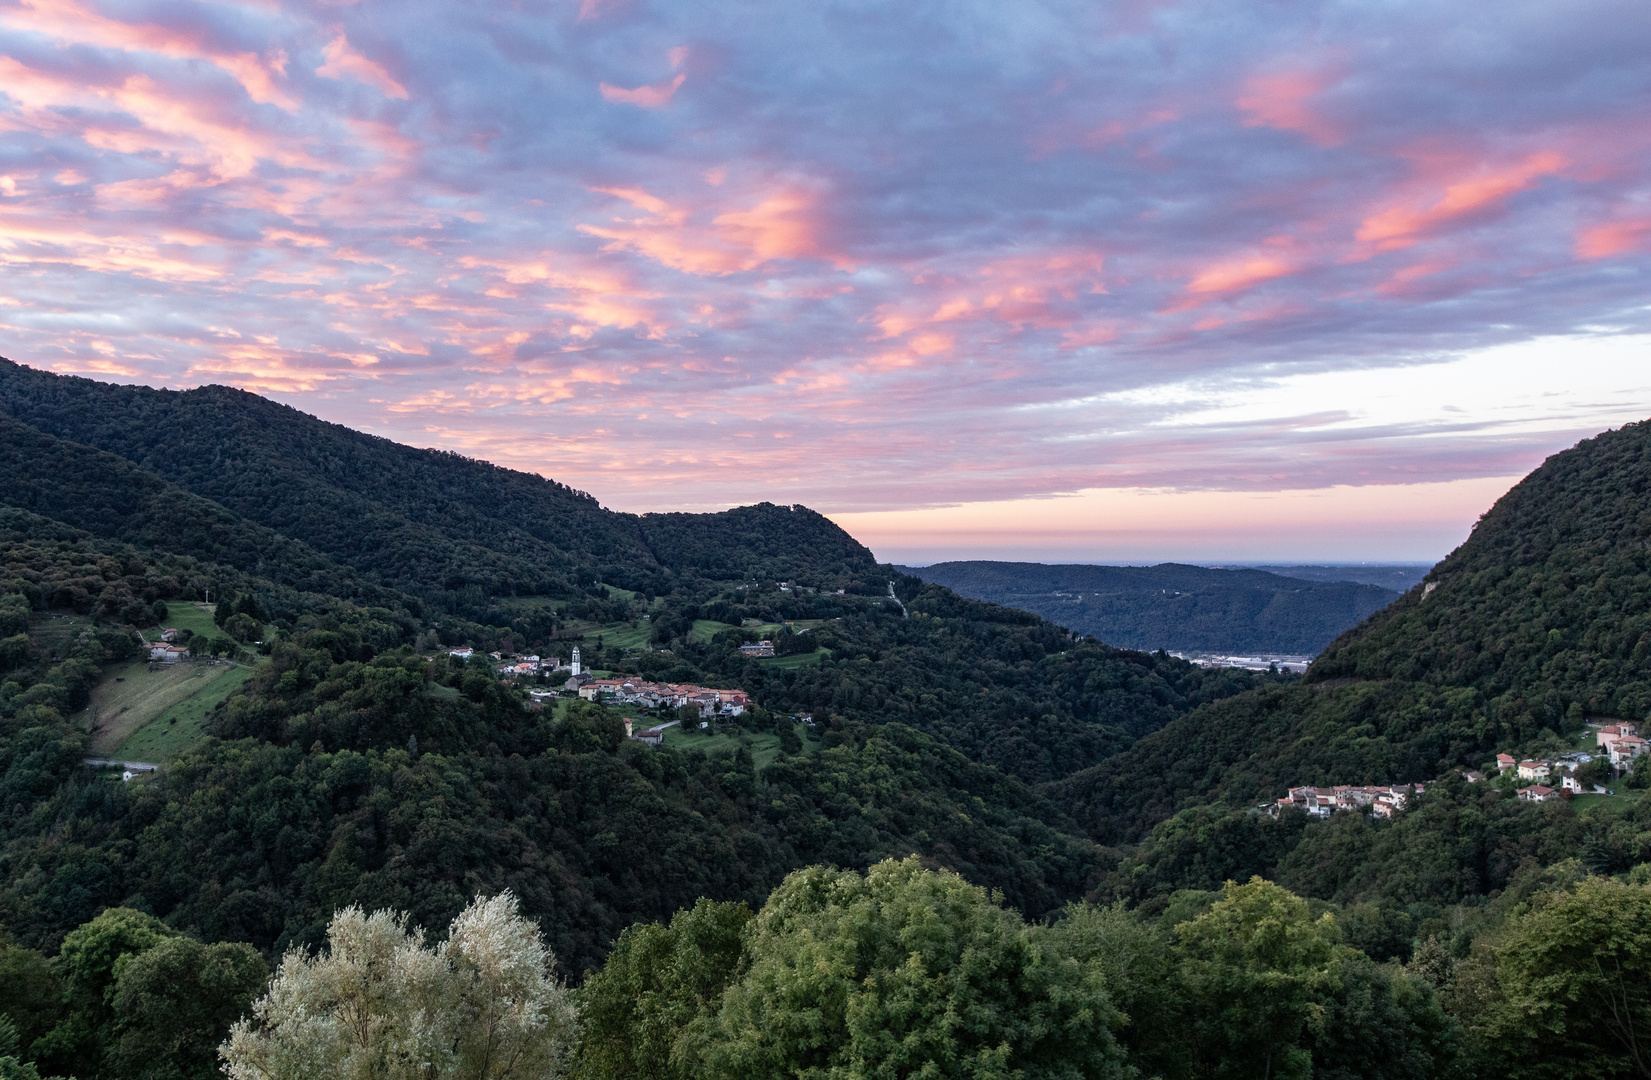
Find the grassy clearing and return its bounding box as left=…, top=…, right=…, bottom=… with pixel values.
left=154, top=601, right=218, bottom=641
left=690, top=619, right=740, bottom=643
left=758, top=648, right=831, bottom=670
left=662, top=722, right=820, bottom=771
left=115, top=664, right=254, bottom=761
left=555, top=619, right=652, bottom=653
left=597, top=622, right=653, bottom=652
left=87, top=660, right=247, bottom=754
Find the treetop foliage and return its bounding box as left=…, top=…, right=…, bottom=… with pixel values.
left=221, top=891, right=576, bottom=1080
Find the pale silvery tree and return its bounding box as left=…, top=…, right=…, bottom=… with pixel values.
left=221, top=892, right=576, bottom=1080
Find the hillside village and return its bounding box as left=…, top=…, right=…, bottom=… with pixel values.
left=1487, top=720, right=1648, bottom=803
left=441, top=643, right=754, bottom=730
left=1269, top=720, right=1647, bottom=820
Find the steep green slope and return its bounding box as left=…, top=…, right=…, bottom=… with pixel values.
left=0, top=368, right=1222, bottom=973
left=0, top=416, right=404, bottom=610
left=1310, top=420, right=1651, bottom=719
left=903, top=560, right=1399, bottom=653
left=1061, top=420, right=1651, bottom=842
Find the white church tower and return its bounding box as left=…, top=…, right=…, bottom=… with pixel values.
left=571, top=645, right=581, bottom=677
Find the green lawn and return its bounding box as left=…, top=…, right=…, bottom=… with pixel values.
left=114, top=664, right=254, bottom=761
left=1571, top=789, right=1646, bottom=812
left=555, top=619, right=653, bottom=653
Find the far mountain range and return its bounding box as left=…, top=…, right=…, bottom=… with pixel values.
left=896, top=561, right=1431, bottom=654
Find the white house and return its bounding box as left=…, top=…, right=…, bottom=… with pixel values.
left=1517, top=784, right=1559, bottom=803
left=1517, top=760, right=1551, bottom=782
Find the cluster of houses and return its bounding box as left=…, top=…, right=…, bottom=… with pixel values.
left=1268, top=784, right=1425, bottom=819
left=1492, top=721, right=1645, bottom=803
left=570, top=675, right=749, bottom=718
left=442, top=645, right=575, bottom=677
left=464, top=644, right=755, bottom=718
left=495, top=653, right=568, bottom=677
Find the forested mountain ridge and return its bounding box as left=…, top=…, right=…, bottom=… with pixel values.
left=901, top=560, right=1399, bottom=653
left=0, top=360, right=876, bottom=600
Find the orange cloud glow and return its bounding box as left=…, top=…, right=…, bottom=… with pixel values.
left=1186, top=255, right=1296, bottom=294
left=1357, top=152, right=1567, bottom=250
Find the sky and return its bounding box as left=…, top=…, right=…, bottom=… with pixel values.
left=1, top=0, right=1649, bottom=564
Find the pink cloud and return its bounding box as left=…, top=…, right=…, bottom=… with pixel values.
left=600, top=74, right=686, bottom=108
left=875, top=250, right=1108, bottom=339
left=1356, top=151, right=1568, bottom=250
left=580, top=185, right=847, bottom=274
left=1186, top=255, right=1296, bottom=294
left=1235, top=69, right=1343, bottom=146
left=317, top=34, right=408, bottom=99
left=0, top=0, right=299, bottom=110
left=0, top=0, right=1645, bottom=529
left=1576, top=217, right=1651, bottom=259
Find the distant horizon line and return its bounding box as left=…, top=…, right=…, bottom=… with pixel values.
left=889, top=558, right=1439, bottom=569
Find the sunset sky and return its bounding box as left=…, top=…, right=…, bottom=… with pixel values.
left=2, top=0, right=1649, bottom=564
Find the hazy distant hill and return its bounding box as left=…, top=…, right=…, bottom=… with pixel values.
left=898, top=561, right=1399, bottom=654
left=1235, top=564, right=1433, bottom=592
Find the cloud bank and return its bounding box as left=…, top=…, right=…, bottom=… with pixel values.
left=0, top=0, right=1648, bottom=532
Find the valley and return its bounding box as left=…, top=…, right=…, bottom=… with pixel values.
left=0, top=361, right=1648, bottom=1080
